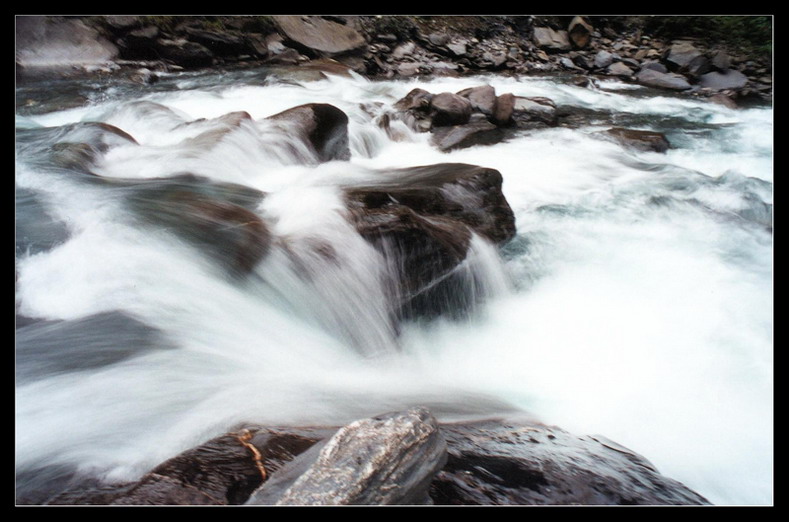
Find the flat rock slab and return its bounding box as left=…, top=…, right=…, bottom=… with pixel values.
left=272, top=15, right=366, bottom=56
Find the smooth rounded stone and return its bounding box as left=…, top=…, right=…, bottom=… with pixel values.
left=698, top=70, right=749, bottom=91
left=429, top=92, right=473, bottom=126
left=273, top=408, right=447, bottom=505
left=568, top=16, right=594, bottom=49
left=456, top=84, right=498, bottom=116
left=430, top=419, right=710, bottom=505
left=431, top=120, right=506, bottom=152
left=635, top=68, right=692, bottom=91
left=272, top=15, right=366, bottom=56
left=267, top=103, right=351, bottom=162
left=601, top=127, right=671, bottom=153
left=532, top=26, right=571, bottom=52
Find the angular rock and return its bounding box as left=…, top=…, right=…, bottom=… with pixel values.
left=602, top=127, right=671, bottom=153
left=272, top=15, right=366, bottom=57
left=15, top=15, right=119, bottom=67
left=431, top=120, right=506, bottom=152
left=393, top=88, right=433, bottom=112
left=568, top=16, right=594, bottom=49
left=429, top=93, right=473, bottom=127
left=456, top=85, right=498, bottom=116
left=606, top=61, right=633, bottom=77
left=665, top=41, right=704, bottom=72
left=710, top=50, right=731, bottom=71
left=685, top=55, right=712, bottom=78
left=273, top=408, right=447, bottom=505
left=640, top=60, right=668, bottom=73
left=512, top=96, right=558, bottom=127
left=594, top=50, right=614, bottom=69
left=267, top=103, right=351, bottom=162
left=430, top=420, right=710, bottom=505
left=532, top=27, right=571, bottom=52
left=698, top=70, right=749, bottom=91
left=635, top=68, right=692, bottom=91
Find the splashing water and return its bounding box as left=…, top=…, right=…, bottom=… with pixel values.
left=15, top=70, right=772, bottom=505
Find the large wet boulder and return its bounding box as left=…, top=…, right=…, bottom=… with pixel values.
left=345, top=163, right=515, bottom=318
left=272, top=15, right=367, bottom=57
left=431, top=419, right=710, bottom=505
left=431, top=120, right=505, bottom=152
left=266, top=103, right=351, bottom=162
left=664, top=41, right=705, bottom=72
left=429, top=93, right=473, bottom=127
left=456, top=85, right=498, bottom=117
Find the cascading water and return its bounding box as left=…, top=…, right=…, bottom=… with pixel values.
left=15, top=68, right=772, bottom=505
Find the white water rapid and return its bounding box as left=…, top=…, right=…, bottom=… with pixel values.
left=15, top=69, right=772, bottom=505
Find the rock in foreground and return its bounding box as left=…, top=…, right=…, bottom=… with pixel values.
left=38, top=408, right=709, bottom=506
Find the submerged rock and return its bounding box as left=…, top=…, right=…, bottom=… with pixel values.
left=267, top=103, right=351, bottom=162
left=601, top=127, right=671, bottom=153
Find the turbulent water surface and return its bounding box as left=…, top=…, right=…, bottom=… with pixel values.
left=15, top=68, right=773, bottom=505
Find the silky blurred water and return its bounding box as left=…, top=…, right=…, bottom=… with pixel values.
left=15, top=69, right=772, bottom=505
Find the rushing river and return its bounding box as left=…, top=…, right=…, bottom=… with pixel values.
left=15, top=67, right=773, bottom=505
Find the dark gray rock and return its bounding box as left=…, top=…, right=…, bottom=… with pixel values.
left=267, top=103, right=351, bottom=162
left=431, top=120, right=506, bottom=152
left=492, top=92, right=515, bottom=126
left=273, top=408, right=447, bottom=505
left=184, top=27, right=250, bottom=57
left=698, top=70, right=749, bottom=91
left=640, top=60, right=668, bottom=73
left=635, top=68, right=692, bottom=91
left=272, top=15, right=366, bottom=56
left=430, top=419, right=710, bottom=505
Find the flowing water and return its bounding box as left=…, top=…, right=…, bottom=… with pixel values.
left=15, top=68, right=773, bottom=505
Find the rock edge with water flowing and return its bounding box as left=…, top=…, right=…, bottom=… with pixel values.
left=15, top=15, right=772, bottom=109
left=33, top=407, right=709, bottom=506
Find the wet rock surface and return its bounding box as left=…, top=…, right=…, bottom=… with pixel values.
left=36, top=409, right=710, bottom=506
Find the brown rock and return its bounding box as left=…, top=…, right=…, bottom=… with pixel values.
left=568, top=16, right=594, bottom=49
left=602, top=127, right=671, bottom=153
left=271, top=15, right=366, bottom=56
